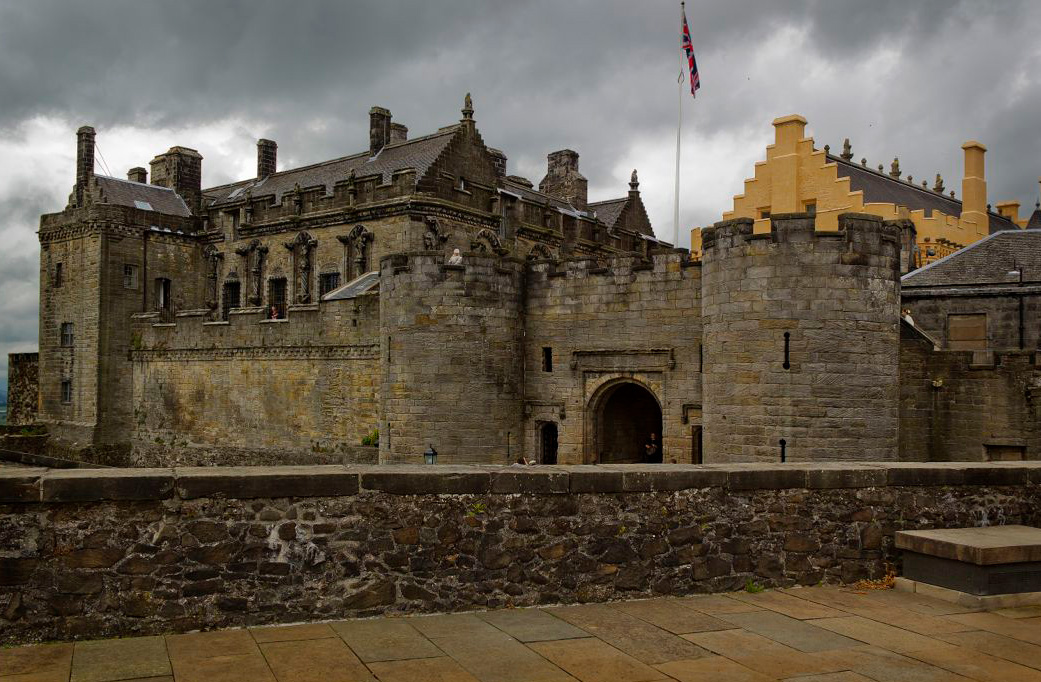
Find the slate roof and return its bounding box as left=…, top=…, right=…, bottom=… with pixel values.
left=501, top=177, right=574, bottom=211
left=1027, top=203, right=1041, bottom=230
left=322, top=271, right=379, bottom=301
left=587, top=198, right=627, bottom=228
left=901, top=230, right=1041, bottom=287
left=204, top=127, right=460, bottom=207
left=94, top=175, right=191, bottom=217
left=830, top=155, right=1019, bottom=234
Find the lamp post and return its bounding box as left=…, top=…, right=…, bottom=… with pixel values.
left=424, top=444, right=438, bottom=465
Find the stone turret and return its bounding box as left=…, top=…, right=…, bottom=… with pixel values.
left=75, top=126, right=95, bottom=207
left=538, top=149, right=588, bottom=210
left=150, top=146, right=203, bottom=214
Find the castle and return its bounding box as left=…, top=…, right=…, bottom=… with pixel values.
left=15, top=98, right=1040, bottom=466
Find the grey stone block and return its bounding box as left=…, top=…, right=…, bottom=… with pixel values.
left=0, top=472, right=42, bottom=503
left=726, top=467, right=808, bottom=490
left=360, top=466, right=491, bottom=495
left=490, top=468, right=569, bottom=494
left=885, top=464, right=966, bottom=487
left=618, top=466, right=728, bottom=492
left=41, top=469, right=174, bottom=502
left=175, top=466, right=358, bottom=499
left=568, top=466, right=625, bottom=493
left=805, top=466, right=887, bottom=489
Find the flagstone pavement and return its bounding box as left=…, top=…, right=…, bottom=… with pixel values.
left=4, top=585, right=1041, bottom=682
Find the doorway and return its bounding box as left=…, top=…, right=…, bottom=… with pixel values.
left=540, top=422, right=558, bottom=464
left=593, top=381, right=663, bottom=463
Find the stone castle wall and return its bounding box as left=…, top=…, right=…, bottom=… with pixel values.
left=5, top=353, right=39, bottom=426
left=523, top=252, right=702, bottom=463
left=701, top=213, right=902, bottom=462
left=126, top=294, right=381, bottom=466
left=379, top=252, right=526, bottom=464
left=1, top=462, right=1038, bottom=643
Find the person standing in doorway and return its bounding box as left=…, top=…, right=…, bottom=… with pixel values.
left=644, top=432, right=662, bottom=463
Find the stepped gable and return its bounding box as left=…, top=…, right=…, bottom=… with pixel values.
left=203, top=126, right=460, bottom=207
left=93, top=174, right=192, bottom=217
left=587, top=197, right=626, bottom=227
left=830, top=154, right=1019, bottom=234
left=902, top=230, right=1041, bottom=287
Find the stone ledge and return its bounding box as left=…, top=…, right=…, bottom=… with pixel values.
left=2, top=462, right=1038, bottom=503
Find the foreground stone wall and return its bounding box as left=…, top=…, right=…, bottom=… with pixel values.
left=1, top=462, right=1038, bottom=644
left=6, top=352, right=39, bottom=426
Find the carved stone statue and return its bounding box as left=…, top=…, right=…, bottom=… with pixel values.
left=840, top=138, right=853, bottom=161
left=236, top=239, right=268, bottom=306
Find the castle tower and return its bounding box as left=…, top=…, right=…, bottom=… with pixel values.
left=700, top=213, right=901, bottom=462
left=378, top=252, right=525, bottom=463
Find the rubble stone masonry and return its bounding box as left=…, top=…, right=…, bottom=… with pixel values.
left=1, top=462, right=1038, bottom=643
left=5, top=353, right=39, bottom=426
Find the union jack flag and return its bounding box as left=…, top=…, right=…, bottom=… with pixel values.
left=681, top=3, right=700, bottom=98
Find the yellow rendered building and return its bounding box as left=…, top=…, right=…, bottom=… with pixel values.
left=698, top=115, right=1039, bottom=266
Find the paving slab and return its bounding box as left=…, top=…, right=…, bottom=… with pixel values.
left=166, top=628, right=258, bottom=660
left=856, top=587, right=981, bottom=616
left=653, top=655, right=776, bottom=682
left=610, top=598, right=734, bottom=635
left=674, top=594, right=764, bottom=615
left=259, top=638, right=374, bottom=682
left=477, top=607, right=589, bottom=642
left=548, top=604, right=709, bottom=664
left=407, top=613, right=504, bottom=640
left=813, top=646, right=975, bottom=682
left=895, top=525, right=1041, bottom=564
left=529, top=638, right=669, bottom=682
left=71, top=636, right=171, bottom=682
left=809, top=616, right=946, bottom=655
left=719, top=611, right=861, bottom=653
left=249, top=623, right=337, bottom=643
left=0, top=643, right=74, bottom=677
left=366, top=656, right=483, bottom=682
left=992, top=605, right=1041, bottom=619
left=170, top=653, right=277, bottom=682
left=330, top=618, right=442, bottom=662
left=943, top=611, right=1041, bottom=645
left=783, top=587, right=974, bottom=636
left=431, top=630, right=574, bottom=682
left=783, top=674, right=874, bottom=682
left=936, top=630, right=1041, bottom=671
left=902, top=640, right=1041, bottom=682
left=726, top=590, right=846, bottom=619
left=682, top=629, right=847, bottom=679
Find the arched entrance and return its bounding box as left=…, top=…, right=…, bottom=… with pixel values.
left=593, top=381, right=663, bottom=463
left=540, top=422, right=558, bottom=464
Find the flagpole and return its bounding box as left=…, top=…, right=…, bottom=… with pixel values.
left=672, top=2, right=684, bottom=248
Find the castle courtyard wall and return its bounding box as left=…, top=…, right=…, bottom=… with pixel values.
left=1, top=462, right=1038, bottom=643
left=5, top=353, right=39, bottom=426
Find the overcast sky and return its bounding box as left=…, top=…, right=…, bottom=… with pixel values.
left=2, top=0, right=1040, bottom=396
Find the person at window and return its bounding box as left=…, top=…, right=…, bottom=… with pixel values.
left=269, top=304, right=279, bottom=320
left=644, top=432, right=662, bottom=463
left=447, top=248, right=463, bottom=265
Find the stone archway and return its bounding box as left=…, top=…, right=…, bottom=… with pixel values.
left=591, top=380, right=663, bottom=463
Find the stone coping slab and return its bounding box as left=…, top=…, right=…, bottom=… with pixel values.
left=0, top=461, right=1037, bottom=503
left=895, top=525, right=1041, bottom=565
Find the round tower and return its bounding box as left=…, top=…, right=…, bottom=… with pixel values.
left=700, top=213, right=901, bottom=462
left=378, top=251, right=525, bottom=464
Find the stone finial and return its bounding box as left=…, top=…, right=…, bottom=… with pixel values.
left=878, top=164, right=884, bottom=172
left=840, top=138, right=853, bottom=161
left=824, top=144, right=830, bottom=154
left=933, top=173, right=944, bottom=192
left=907, top=175, right=913, bottom=184
left=629, top=169, right=639, bottom=191
left=861, top=158, right=867, bottom=166
left=922, top=180, right=928, bottom=188
left=462, top=92, right=474, bottom=120
left=889, top=157, right=901, bottom=178
left=951, top=191, right=956, bottom=198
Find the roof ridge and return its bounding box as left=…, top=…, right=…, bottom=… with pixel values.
left=95, top=174, right=177, bottom=192
left=828, top=153, right=961, bottom=206
left=901, top=230, right=1018, bottom=282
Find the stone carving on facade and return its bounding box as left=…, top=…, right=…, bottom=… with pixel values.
left=338, top=224, right=373, bottom=280
left=243, top=189, right=254, bottom=224
left=284, top=231, right=318, bottom=304
left=291, top=183, right=303, bottom=215
left=526, top=243, right=555, bottom=261
left=422, top=216, right=449, bottom=251
left=235, top=238, right=269, bottom=306
left=471, top=228, right=508, bottom=255
left=203, top=244, right=224, bottom=316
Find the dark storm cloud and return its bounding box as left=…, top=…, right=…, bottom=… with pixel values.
left=2, top=0, right=1041, bottom=394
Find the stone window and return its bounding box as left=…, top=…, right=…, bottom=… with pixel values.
left=54, top=262, right=63, bottom=288
left=61, top=379, right=72, bottom=404
left=804, top=202, right=816, bottom=216
left=269, top=277, right=287, bottom=319
left=123, top=264, right=139, bottom=289
left=154, top=278, right=172, bottom=321
left=759, top=208, right=771, bottom=219
left=319, top=272, right=341, bottom=298
left=985, top=444, right=1024, bottom=461
left=948, top=313, right=987, bottom=351
left=60, top=322, right=74, bottom=347
left=542, top=347, right=553, bottom=372
left=222, top=281, right=240, bottom=321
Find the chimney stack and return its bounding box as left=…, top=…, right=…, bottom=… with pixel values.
left=961, top=141, right=988, bottom=238
left=369, top=106, right=391, bottom=156
left=488, top=148, right=507, bottom=178
left=127, top=167, right=148, bottom=184
left=538, top=149, right=588, bottom=210
left=389, top=123, right=408, bottom=144
left=75, top=125, right=96, bottom=207
left=994, top=201, right=1021, bottom=226
left=150, top=146, right=203, bottom=214
left=257, top=138, right=277, bottom=179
